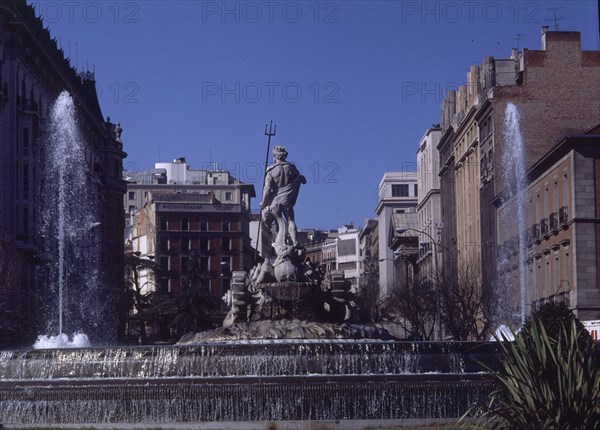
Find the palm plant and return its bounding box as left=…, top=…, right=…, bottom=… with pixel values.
left=466, top=316, right=600, bottom=429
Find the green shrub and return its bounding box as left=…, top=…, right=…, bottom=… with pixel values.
left=467, top=317, right=600, bottom=430
left=521, top=302, right=588, bottom=351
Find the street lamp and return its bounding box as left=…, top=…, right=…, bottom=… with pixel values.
left=396, top=227, right=442, bottom=341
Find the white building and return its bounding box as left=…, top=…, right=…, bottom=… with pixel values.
left=375, top=172, right=419, bottom=300
left=336, top=225, right=361, bottom=291
left=416, top=127, right=443, bottom=277
left=123, top=157, right=254, bottom=232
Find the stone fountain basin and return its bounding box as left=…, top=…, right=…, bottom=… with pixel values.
left=0, top=342, right=501, bottom=424
left=258, top=281, right=316, bottom=301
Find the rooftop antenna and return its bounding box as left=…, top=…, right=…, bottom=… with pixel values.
left=256, top=121, right=276, bottom=261
left=514, top=33, right=525, bottom=51
left=546, top=7, right=564, bottom=31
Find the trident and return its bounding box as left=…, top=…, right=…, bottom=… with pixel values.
left=255, top=121, right=276, bottom=261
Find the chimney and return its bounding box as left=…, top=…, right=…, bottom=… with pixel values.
left=541, top=26, right=549, bottom=50
left=510, top=48, right=518, bottom=59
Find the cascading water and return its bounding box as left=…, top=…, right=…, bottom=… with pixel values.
left=35, top=91, right=103, bottom=348
left=500, top=102, right=527, bottom=326
left=0, top=341, right=500, bottom=424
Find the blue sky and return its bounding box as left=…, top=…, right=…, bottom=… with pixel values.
left=31, top=0, right=599, bottom=229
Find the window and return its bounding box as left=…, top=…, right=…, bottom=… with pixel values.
left=159, top=237, right=169, bottom=252
left=562, top=172, right=569, bottom=209
left=181, top=217, right=189, bottom=231
left=128, top=205, right=136, bottom=214
left=545, top=257, right=551, bottom=297
left=563, top=246, right=570, bottom=287
left=338, top=262, right=357, bottom=271
left=23, top=164, right=29, bottom=199
left=128, top=191, right=136, bottom=200
left=200, top=256, right=210, bottom=272
left=23, top=207, right=29, bottom=237
left=535, top=192, right=540, bottom=224
left=200, top=217, right=208, bottom=231
left=535, top=257, right=541, bottom=300
left=391, top=184, right=409, bottom=197
left=159, top=277, right=169, bottom=294
left=181, top=256, right=189, bottom=272
left=221, top=277, right=231, bottom=310
left=160, top=256, right=169, bottom=271
left=23, top=128, right=29, bottom=155
left=160, top=217, right=168, bottom=231
left=222, top=277, right=231, bottom=294
left=527, top=261, right=534, bottom=304
left=222, top=218, right=230, bottom=232
left=222, top=237, right=231, bottom=252
left=221, top=256, right=231, bottom=274
left=225, top=191, right=232, bottom=201
left=200, top=237, right=210, bottom=252
left=553, top=179, right=559, bottom=212
left=554, top=251, right=560, bottom=291
left=414, top=184, right=418, bottom=197
left=181, top=236, right=190, bottom=252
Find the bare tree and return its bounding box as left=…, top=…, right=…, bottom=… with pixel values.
left=388, top=277, right=436, bottom=340
left=0, top=234, right=27, bottom=342
left=437, top=259, right=495, bottom=340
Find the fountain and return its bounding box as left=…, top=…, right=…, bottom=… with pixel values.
left=34, top=91, right=104, bottom=347
left=0, top=143, right=501, bottom=426
left=498, top=102, right=528, bottom=327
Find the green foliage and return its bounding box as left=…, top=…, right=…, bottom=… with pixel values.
left=467, top=317, right=600, bottom=430
left=165, top=252, right=219, bottom=335
left=521, top=302, right=588, bottom=351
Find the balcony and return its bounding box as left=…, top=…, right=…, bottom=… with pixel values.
left=559, top=206, right=569, bottom=226
left=530, top=224, right=540, bottom=243
left=540, top=218, right=549, bottom=238
left=549, top=212, right=558, bottom=232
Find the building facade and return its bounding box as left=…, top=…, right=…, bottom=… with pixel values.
left=416, top=127, right=442, bottom=278
left=336, top=225, right=361, bottom=291
left=375, top=172, right=418, bottom=300
left=496, top=128, right=600, bottom=320
left=438, top=28, right=600, bottom=320
left=125, top=160, right=256, bottom=337
left=0, top=0, right=126, bottom=344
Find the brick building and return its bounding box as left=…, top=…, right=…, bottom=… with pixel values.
left=126, top=162, right=255, bottom=338
left=438, top=27, right=600, bottom=321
